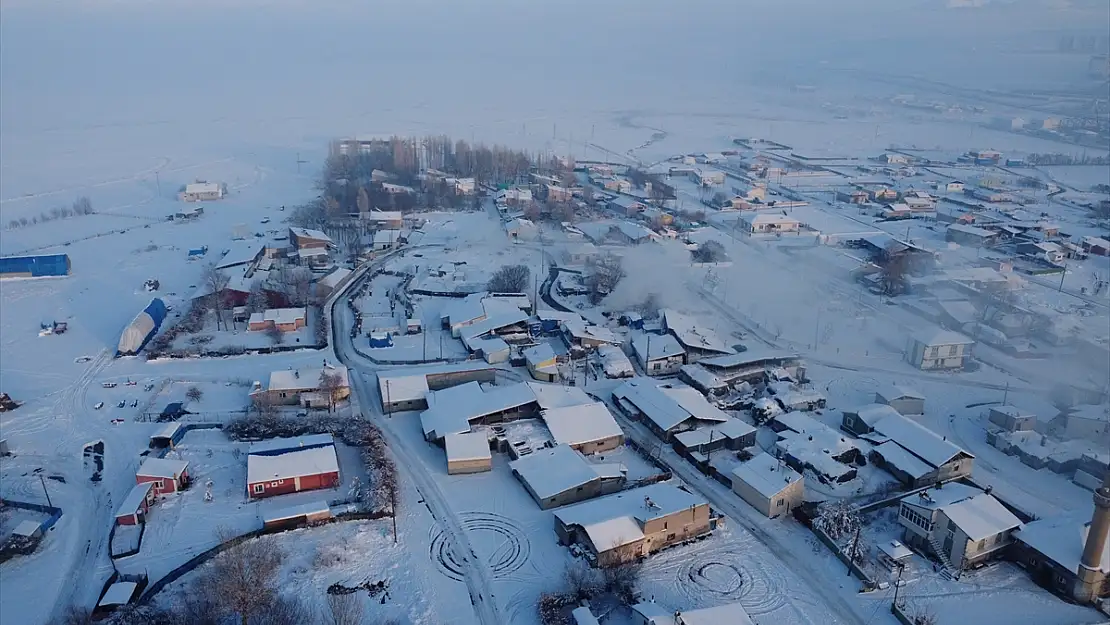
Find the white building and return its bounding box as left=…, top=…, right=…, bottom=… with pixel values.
left=444, top=431, right=492, bottom=474
left=179, top=181, right=225, bottom=202
left=731, top=453, right=803, bottom=518
left=541, top=401, right=624, bottom=454
left=632, top=333, right=686, bottom=376
left=739, top=213, right=801, bottom=234
left=897, top=484, right=1023, bottom=571
left=905, top=329, right=974, bottom=370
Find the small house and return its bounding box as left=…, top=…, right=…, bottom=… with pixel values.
left=632, top=333, right=686, bottom=376
left=905, top=329, right=974, bottom=370
left=179, top=181, right=224, bottom=202
left=988, top=405, right=1036, bottom=432
left=149, top=423, right=184, bottom=450
left=135, top=457, right=190, bottom=495
left=247, top=437, right=340, bottom=498
left=523, top=343, right=559, bottom=383
left=510, top=444, right=610, bottom=509
left=252, top=365, right=351, bottom=407
left=897, top=484, right=1022, bottom=571
left=739, top=213, right=801, bottom=234
left=945, top=181, right=965, bottom=193
left=946, top=224, right=999, bottom=247
left=731, top=453, right=803, bottom=518
left=248, top=307, right=307, bottom=332
left=874, top=386, right=925, bottom=416
left=841, top=403, right=902, bottom=436
left=114, top=482, right=155, bottom=526
left=541, top=402, right=625, bottom=454
left=1080, top=236, right=1110, bottom=257
left=870, top=413, right=975, bottom=487
left=672, top=419, right=756, bottom=457
left=444, top=431, right=493, bottom=475
left=288, top=227, right=333, bottom=251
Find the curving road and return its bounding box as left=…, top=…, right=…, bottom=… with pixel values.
left=328, top=250, right=507, bottom=625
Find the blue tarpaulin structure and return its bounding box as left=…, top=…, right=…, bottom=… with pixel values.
left=368, top=332, right=394, bottom=348
left=0, top=254, right=70, bottom=278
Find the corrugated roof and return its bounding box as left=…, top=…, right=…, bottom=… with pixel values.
left=542, top=402, right=624, bottom=449
left=873, top=413, right=970, bottom=468
left=510, top=445, right=599, bottom=501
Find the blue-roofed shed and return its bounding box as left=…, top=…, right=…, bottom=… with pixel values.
left=0, top=254, right=71, bottom=278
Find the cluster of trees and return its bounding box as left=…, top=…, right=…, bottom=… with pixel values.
left=691, top=240, right=727, bottom=263
left=584, top=253, right=625, bottom=304
left=6, top=196, right=94, bottom=230
left=488, top=264, right=530, bottom=293
left=538, top=561, right=641, bottom=625
left=1024, top=152, right=1110, bottom=166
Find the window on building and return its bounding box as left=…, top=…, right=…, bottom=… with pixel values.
left=948, top=345, right=958, bottom=356
left=154, top=480, right=164, bottom=491
left=900, top=505, right=933, bottom=532
left=253, top=484, right=264, bottom=494
left=777, top=498, right=785, bottom=507
left=929, top=346, right=940, bottom=357
left=663, top=521, right=668, bottom=530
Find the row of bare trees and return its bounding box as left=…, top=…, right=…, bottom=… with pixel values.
left=6, top=196, right=94, bottom=230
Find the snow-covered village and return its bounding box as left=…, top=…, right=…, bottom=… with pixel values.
left=1, top=2, right=1109, bottom=625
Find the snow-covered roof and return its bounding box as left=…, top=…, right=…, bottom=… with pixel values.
left=849, top=403, right=902, bottom=427
left=613, top=379, right=727, bottom=433
left=662, top=386, right=730, bottom=422
left=878, top=540, right=914, bottom=562
left=185, top=181, right=221, bottom=195
left=250, top=307, right=306, bottom=326
left=562, top=319, right=621, bottom=345
left=776, top=432, right=858, bottom=480
left=153, top=422, right=182, bottom=441
left=11, top=520, right=41, bottom=537
left=247, top=445, right=339, bottom=484
left=267, top=365, right=349, bottom=393
left=947, top=223, right=996, bottom=238
left=442, top=293, right=489, bottom=326
left=673, top=419, right=755, bottom=448
left=772, top=385, right=826, bottom=409
left=377, top=362, right=495, bottom=405
left=749, top=213, right=801, bottom=225
left=98, top=582, right=138, bottom=608
left=554, top=483, right=708, bottom=552
left=633, top=333, right=685, bottom=362
left=248, top=433, right=334, bottom=456
left=873, top=413, right=971, bottom=468
left=366, top=209, right=402, bottom=222
left=873, top=441, right=935, bottom=479
left=372, top=229, right=402, bottom=245
left=698, top=348, right=799, bottom=370
left=318, top=267, right=352, bottom=289
left=598, top=344, right=635, bottom=377
left=136, top=457, right=189, bottom=479
left=116, top=482, right=154, bottom=517
left=876, top=385, right=925, bottom=402
left=936, top=299, right=978, bottom=326
left=609, top=195, right=647, bottom=210
left=571, top=607, right=601, bottom=625
left=1015, top=511, right=1110, bottom=575
left=215, top=241, right=265, bottom=270
left=536, top=308, right=583, bottom=323
left=289, top=227, right=332, bottom=243
left=297, top=247, right=330, bottom=259
left=523, top=343, right=557, bottom=367
left=731, top=452, right=802, bottom=499
left=678, top=603, right=754, bottom=625
left=902, top=483, right=984, bottom=512
left=421, top=382, right=537, bottom=439
left=458, top=309, right=528, bottom=340
left=511, top=445, right=600, bottom=501
left=662, top=309, right=732, bottom=354
left=262, top=500, right=331, bottom=523
left=631, top=602, right=678, bottom=625
left=445, top=432, right=492, bottom=463
left=542, top=402, right=624, bottom=449
left=941, top=493, right=1022, bottom=541
left=527, top=382, right=592, bottom=410
left=912, top=328, right=974, bottom=347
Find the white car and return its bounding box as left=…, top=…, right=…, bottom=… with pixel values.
left=94, top=402, right=104, bottom=410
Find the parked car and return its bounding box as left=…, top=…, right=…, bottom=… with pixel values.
left=94, top=402, right=104, bottom=410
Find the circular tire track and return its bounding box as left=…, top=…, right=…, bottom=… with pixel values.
left=429, top=512, right=530, bottom=581
left=675, top=553, right=790, bottom=615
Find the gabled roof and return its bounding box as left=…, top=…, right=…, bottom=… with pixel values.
left=731, top=453, right=802, bottom=499
left=673, top=419, right=756, bottom=447
left=849, top=403, right=902, bottom=427
left=941, top=493, right=1022, bottom=541
left=420, top=382, right=538, bottom=439
left=116, top=482, right=155, bottom=517
left=876, top=385, right=925, bottom=402
left=873, top=441, right=934, bottom=479
left=912, top=328, right=974, bottom=347
left=662, top=309, right=732, bottom=354
left=266, top=365, right=349, bottom=393
left=523, top=343, right=557, bottom=367
left=1015, top=511, right=1110, bottom=575
left=562, top=319, right=621, bottom=345
left=289, top=227, right=332, bottom=243
left=873, top=413, right=971, bottom=468
left=677, top=603, right=754, bottom=625
left=542, top=402, right=624, bottom=449
left=553, top=483, right=708, bottom=550
left=246, top=445, right=339, bottom=484
left=633, top=333, right=685, bottom=361
left=137, top=457, right=189, bottom=479
left=613, top=379, right=728, bottom=432
left=510, top=445, right=600, bottom=501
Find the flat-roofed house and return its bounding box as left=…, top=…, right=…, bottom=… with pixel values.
left=179, top=181, right=225, bottom=202
left=444, top=432, right=493, bottom=474
left=874, top=385, right=925, bottom=416
left=731, top=453, right=803, bottom=518
left=248, top=307, right=307, bottom=332
left=252, top=365, right=351, bottom=408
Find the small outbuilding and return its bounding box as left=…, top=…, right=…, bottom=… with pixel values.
left=149, top=423, right=184, bottom=450
left=523, top=343, right=559, bottom=382
left=135, top=457, right=190, bottom=495
left=115, top=482, right=156, bottom=526
left=874, top=386, right=925, bottom=416
left=444, top=431, right=493, bottom=475
left=731, top=452, right=803, bottom=518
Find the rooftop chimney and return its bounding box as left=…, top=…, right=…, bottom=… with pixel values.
left=1079, top=470, right=1110, bottom=574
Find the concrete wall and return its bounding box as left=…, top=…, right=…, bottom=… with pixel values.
left=447, top=457, right=492, bottom=475
left=571, top=434, right=624, bottom=455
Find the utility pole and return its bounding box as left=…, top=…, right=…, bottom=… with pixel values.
left=385, top=381, right=392, bottom=419
left=847, top=524, right=862, bottom=577
left=423, top=326, right=427, bottom=361
left=1002, top=380, right=1009, bottom=405
left=390, top=485, right=398, bottom=543
left=891, top=561, right=905, bottom=610
left=39, top=474, right=53, bottom=508
left=1058, top=261, right=1068, bottom=292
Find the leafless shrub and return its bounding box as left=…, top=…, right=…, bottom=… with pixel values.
left=185, top=386, right=204, bottom=403
left=266, top=325, right=285, bottom=345
left=602, top=560, right=641, bottom=603
left=814, top=500, right=862, bottom=542
left=204, top=532, right=284, bottom=625
left=564, top=561, right=603, bottom=600
left=325, top=593, right=365, bottom=625
left=488, top=264, right=530, bottom=293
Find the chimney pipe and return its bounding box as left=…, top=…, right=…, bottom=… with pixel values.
left=1079, top=469, right=1110, bottom=574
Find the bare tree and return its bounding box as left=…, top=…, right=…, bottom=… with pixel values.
left=692, top=240, right=727, bottom=263
left=325, top=593, right=365, bottom=625
left=488, top=264, right=530, bottom=293
left=247, top=280, right=268, bottom=313
left=602, top=559, right=641, bottom=603
left=814, top=500, right=862, bottom=541
left=879, top=243, right=909, bottom=296
left=289, top=267, right=314, bottom=306
left=319, top=371, right=345, bottom=413
left=205, top=533, right=284, bottom=625
left=48, top=606, right=92, bottom=625
left=266, top=325, right=285, bottom=346
left=356, top=186, right=370, bottom=215
left=73, top=196, right=93, bottom=215
left=186, top=385, right=204, bottom=403
left=585, top=253, right=625, bottom=304
left=203, top=264, right=231, bottom=331
left=563, top=561, right=602, bottom=600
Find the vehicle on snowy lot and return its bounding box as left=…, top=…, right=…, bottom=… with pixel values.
left=102, top=382, right=117, bottom=389
left=117, top=401, right=125, bottom=408
left=94, top=402, right=105, bottom=410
